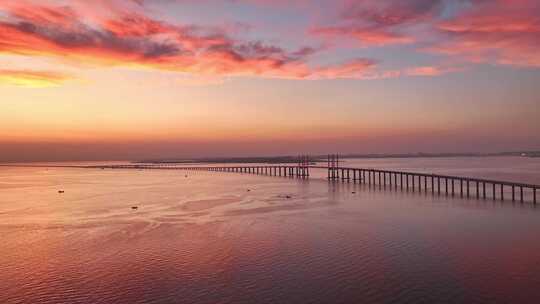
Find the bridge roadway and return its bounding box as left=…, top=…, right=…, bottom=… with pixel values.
left=86, top=163, right=538, bottom=205
left=2, top=163, right=536, bottom=204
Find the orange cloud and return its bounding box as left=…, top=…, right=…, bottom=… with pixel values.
left=0, top=69, right=73, bottom=87
left=0, top=2, right=380, bottom=81
left=2, top=0, right=535, bottom=84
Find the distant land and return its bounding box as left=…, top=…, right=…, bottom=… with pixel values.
left=137, top=151, right=540, bottom=164
left=137, top=156, right=326, bottom=164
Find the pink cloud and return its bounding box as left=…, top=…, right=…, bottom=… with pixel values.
left=312, top=0, right=443, bottom=46
left=310, top=58, right=378, bottom=79
left=2, top=0, right=536, bottom=85
left=312, top=0, right=540, bottom=68
left=313, top=26, right=413, bottom=46
left=405, top=65, right=463, bottom=77
left=0, top=1, right=381, bottom=80
left=429, top=0, right=540, bottom=67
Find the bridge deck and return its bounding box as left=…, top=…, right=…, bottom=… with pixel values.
left=2, top=163, right=537, bottom=204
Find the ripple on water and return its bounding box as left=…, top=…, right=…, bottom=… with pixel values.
left=1, top=167, right=540, bottom=303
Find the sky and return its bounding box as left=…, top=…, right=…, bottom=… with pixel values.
left=1, top=0, right=539, bottom=161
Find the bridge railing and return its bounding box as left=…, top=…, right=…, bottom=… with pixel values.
left=75, top=158, right=540, bottom=205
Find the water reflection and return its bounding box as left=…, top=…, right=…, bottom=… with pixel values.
left=0, top=162, right=539, bottom=303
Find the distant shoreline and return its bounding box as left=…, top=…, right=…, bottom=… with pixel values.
left=1, top=151, right=538, bottom=165
left=136, top=151, right=540, bottom=164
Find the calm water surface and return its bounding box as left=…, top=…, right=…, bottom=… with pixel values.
left=1, top=157, right=540, bottom=303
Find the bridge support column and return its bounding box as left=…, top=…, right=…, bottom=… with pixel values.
left=406, top=174, right=409, bottom=189
left=366, top=171, right=370, bottom=185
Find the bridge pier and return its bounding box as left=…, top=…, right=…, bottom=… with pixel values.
left=136, top=160, right=539, bottom=205
left=405, top=174, right=409, bottom=190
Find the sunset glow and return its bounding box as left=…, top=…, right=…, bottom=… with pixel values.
left=1, top=0, right=539, bottom=161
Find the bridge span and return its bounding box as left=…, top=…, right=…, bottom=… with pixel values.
left=3, top=155, right=537, bottom=204
left=89, top=154, right=538, bottom=205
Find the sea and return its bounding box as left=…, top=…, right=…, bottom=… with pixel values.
left=1, top=156, right=540, bottom=303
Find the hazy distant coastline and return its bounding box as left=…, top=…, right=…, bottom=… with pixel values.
left=137, top=151, right=540, bottom=164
